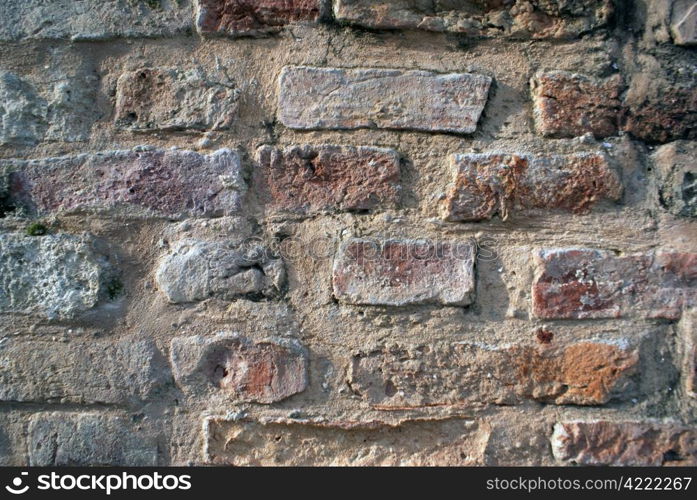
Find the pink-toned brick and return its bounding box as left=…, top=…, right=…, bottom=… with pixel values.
left=4, top=149, right=245, bottom=218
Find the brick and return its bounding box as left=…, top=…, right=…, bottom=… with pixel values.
left=155, top=239, right=284, bottom=303
left=531, top=71, right=622, bottom=138
left=0, top=0, right=192, bottom=41
left=0, top=336, right=170, bottom=404
left=195, top=0, right=321, bottom=36
left=115, top=68, right=239, bottom=132
left=170, top=333, right=307, bottom=403
left=551, top=421, right=697, bottom=466
left=442, top=152, right=621, bottom=221
left=0, top=233, right=116, bottom=320
left=532, top=249, right=697, bottom=320
left=278, top=66, right=491, bottom=134
left=653, top=141, right=697, bottom=218
left=333, top=0, right=613, bottom=39
left=332, top=238, right=476, bottom=306
left=28, top=413, right=158, bottom=466
left=624, top=55, right=697, bottom=143
left=204, top=416, right=489, bottom=465
left=349, top=340, right=639, bottom=408
left=671, top=0, right=697, bottom=46
left=3, top=149, right=245, bottom=219
left=255, top=145, right=401, bottom=216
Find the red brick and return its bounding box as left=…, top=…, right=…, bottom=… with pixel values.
left=4, top=149, right=245, bottom=218
left=349, top=339, right=639, bottom=408
left=531, top=71, right=622, bottom=138
left=196, top=0, right=321, bottom=36
left=332, top=238, right=476, bottom=306
left=204, top=416, right=489, bottom=465
left=171, top=334, right=307, bottom=404
left=552, top=422, right=697, bottom=466
left=532, top=249, right=697, bottom=320
left=255, top=145, right=401, bottom=216
left=442, top=152, right=621, bottom=221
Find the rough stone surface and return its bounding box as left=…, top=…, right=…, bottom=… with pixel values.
left=28, top=413, right=158, bottom=466
left=333, top=238, right=476, bottom=306
left=0, top=233, right=114, bottom=320
left=442, top=152, right=622, bottom=221
left=156, top=239, right=285, bottom=303
left=205, top=416, right=489, bottom=465
left=0, top=0, right=192, bottom=41
left=0, top=71, right=95, bottom=146
left=0, top=337, right=169, bottom=404
left=196, top=0, right=321, bottom=36
left=255, top=145, right=401, bottom=215
left=278, top=66, right=492, bottom=134
left=115, top=67, right=239, bottom=132
left=551, top=421, right=697, bottom=466
left=532, top=249, right=697, bottom=320
left=682, top=310, right=697, bottom=398
left=654, top=141, right=697, bottom=218
left=671, top=0, right=697, bottom=46
left=333, top=0, right=613, bottom=39
left=349, top=340, right=639, bottom=408
left=0, top=72, right=46, bottom=146
left=170, top=333, right=307, bottom=403
left=624, top=53, right=697, bottom=144
left=3, top=149, right=245, bottom=218
left=531, top=71, right=622, bottom=138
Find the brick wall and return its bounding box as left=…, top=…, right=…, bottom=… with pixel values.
left=0, top=0, right=695, bottom=466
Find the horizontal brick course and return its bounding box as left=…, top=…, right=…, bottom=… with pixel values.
left=332, top=238, right=476, bottom=306
left=3, top=149, right=245, bottom=218
left=442, top=152, right=621, bottom=221
left=278, top=66, right=491, bottom=134
left=349, top=339, right=640, bottom=408
left=255, top=145, right=401, bottom=216
left=532, top=249, right=697, bottom=320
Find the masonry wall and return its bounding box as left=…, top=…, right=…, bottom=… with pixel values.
left=0, top=0, right=695, bottom=466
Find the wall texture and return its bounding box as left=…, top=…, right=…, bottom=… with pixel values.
left=0, top=0, right=696, bottom=466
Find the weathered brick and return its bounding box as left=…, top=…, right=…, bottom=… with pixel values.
left=654, top=141, right=697, bottom=218
left=0, top=233, right=116, bottom=320
left=671, top=0, right=697, bottom=46
left=204, top=416, right=489, bottom=465
left=0, top=336, right=169, bottom=404
left=3, top=149, right=245, bottom=218
left=156, top=239, right=284, bottom=303
left=115, top=68, right=239, bottom=132
left=333, top=0, right=613, bottom=39
left=442, top=152, right=621, bottom=221
left=195, top=0, right=321, bottom=36
left=624, top=55, right=697, bottom=144
left=332, top=238, right=476, bottom=306
left=552, top=421, right=697, bottom=466
left=531, top=71, right=622, bottom=138
left=255, top=145, right=401, bottom=216
left=278, top=66, right=491, bottom=134
left=28, top=413, right=158, bottom=466
left=170, top=333, right=307, bottom=403
left=532, top=249, right=697, bottom=320
left=349, top=339, right=639, bottom=408
left=0, top=0, right=192, bottom=41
